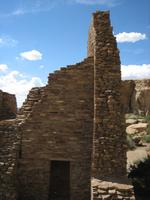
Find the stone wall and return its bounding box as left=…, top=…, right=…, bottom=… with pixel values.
left=88, top=19, right=95, bottom=57
left=91, top=11, right=127, bottom=179
left=0, top=120, right=20, bottom=200
left=19, top=87, right=44, bottom=117
left=0, top=90, right=17, bottom=120
left=0, top=10, right=135, bottom=200
left=18, top=57, right=94, bottom=200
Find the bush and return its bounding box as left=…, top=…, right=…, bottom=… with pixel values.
left=127, top=135, right=136, bottom=150
left=144, top=115, right=150, bottom=135
left=143, top=135, right=150, bottom=143
left=128, top=156, right=150, bottom=197
left=144, top=115, right=150, bottom=123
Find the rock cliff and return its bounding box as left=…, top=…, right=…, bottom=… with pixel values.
left=121, top=79, right=150, bottom=115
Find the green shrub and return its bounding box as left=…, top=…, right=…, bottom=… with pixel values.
left=143, top=135, right=150, bottom=143
left=128, top=156, right=150, bottom=197
left=144, top=115, right=150, bottom=123
left=127, top=135, right=136, bottom=150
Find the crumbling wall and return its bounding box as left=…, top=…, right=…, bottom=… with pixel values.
left=0, top=120, right=20, bottom=200
left=19, top=87, right=44, bottom=117
left=88, top=19, right=95, bottom=57
left=18, top=57, right=94, bottom=200
left=0, top=90, right=17, bottom=120
left=92, top=11, right=127, bottom=179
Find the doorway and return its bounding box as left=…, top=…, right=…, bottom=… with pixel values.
left=49, top=160, right=70, bottom=200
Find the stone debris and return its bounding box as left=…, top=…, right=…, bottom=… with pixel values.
left=92, top=179, right=135, bottom=200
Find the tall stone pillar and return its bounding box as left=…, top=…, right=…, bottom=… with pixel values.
left=88, top=11, right=127, bottom=179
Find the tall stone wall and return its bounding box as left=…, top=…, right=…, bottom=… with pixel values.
left=0, top=90, right=17, bottom=120
left=91, top=11, right=127, bottom=179
left=18, top=57, right=94, bottom=200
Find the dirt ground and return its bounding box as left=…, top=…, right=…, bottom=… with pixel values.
left=127, top=143, right=150, bottom=168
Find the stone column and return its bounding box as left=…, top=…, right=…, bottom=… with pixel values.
left=91, top=11, right=127, bottom=179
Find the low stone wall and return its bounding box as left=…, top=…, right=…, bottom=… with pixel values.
left=92, top=179, right=135, bottom=200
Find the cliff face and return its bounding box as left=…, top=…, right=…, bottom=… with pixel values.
left=0, top=90, right=17, bottom=120
left=121, top=80, right=150, bottom=115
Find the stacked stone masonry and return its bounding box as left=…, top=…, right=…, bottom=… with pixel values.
left=90, top=11, right=127, bottom=179
left=0, top=11, right=135, bottom=200
left=0, top=90, right=17, bottom=120
left=92, top=179, right=135, bottom=200
left=0, top=120, right=20, bottom=200
left=17, top=57, right=94, bottom=200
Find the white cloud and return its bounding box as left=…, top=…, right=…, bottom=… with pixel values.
left=115, top=32, right=146, bottom=43
left=0, top=64, right=8, bottom=72
left=0, top=68, right=44, bottom=107
left=121, top=64, right=150, bottom=80
left=20, top=50, right=42, bottom=61
left=0, top=36, right=18, bottom=47
left=74, top=0, right=118, bottom=6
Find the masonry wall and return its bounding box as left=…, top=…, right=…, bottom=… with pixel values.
left=0, top=120, right=20, bottom=200
left=90, top=11, right=127, bottom=179
left=18, top=57, right=94, bottom=200
left=0, top=90, right=17, bottom=120
left=19, top=87, right=44, bottom=117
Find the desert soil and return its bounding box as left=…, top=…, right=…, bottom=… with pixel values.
left=127, top=143, right=150, bottom=168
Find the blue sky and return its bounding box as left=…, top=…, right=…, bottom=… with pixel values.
left=0, top=0, right=149, bottom=107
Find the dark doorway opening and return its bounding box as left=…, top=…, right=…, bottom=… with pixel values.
left=49, top=160, right=70, bottom=200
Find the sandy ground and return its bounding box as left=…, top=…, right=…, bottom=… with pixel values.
left=127, top=143, right=150, bottom=168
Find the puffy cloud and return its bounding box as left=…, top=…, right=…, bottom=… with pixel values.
left=74, top=0, right=118, bottom=6
left=20, top=50, right=42, bottom=61
left=115, top=32, right=146, bottom=43
left=0, top=69, right=44, bottom=107
left=0, top=64, right=8, bottom=72
left=0, top=36, right=18, bottom=47
left=121, top=64, right=150, bottom=80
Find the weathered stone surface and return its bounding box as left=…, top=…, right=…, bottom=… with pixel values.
left=121, top=81, right=135, bottom=113
left=0, top=120, right=20, bottom=200
left=0, top=90, right=17, bottom=120
left=17, top=57, right=94, bottom=200
left=121, top=79, right=150, bottom=115
left=126, top=123, right=148, bottom=135
left=92, top=179, right=135, bottom=200
left=126, top=119, right=138, bottom=126
left=90, top=11, right=127, bottom=179
left=0, top=10, right=134, bottom=200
